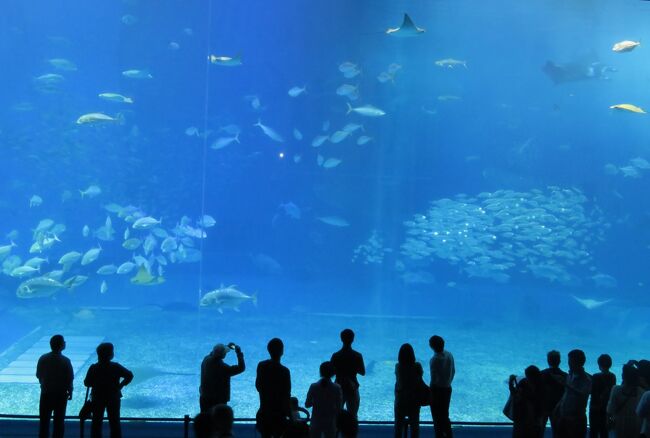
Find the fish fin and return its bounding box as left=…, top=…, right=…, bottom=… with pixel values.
left=401, top=13, right=416, bottom=30
left=234, top=132, right=240, bottom=143
left=346, top=103, right=353, bottom=115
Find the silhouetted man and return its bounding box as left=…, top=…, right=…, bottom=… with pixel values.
left=541, top=350, right=568, bottom=437
left=200, top=343, right=245, bottom=412
left=256, top=338, right=291, bottom=438
left=429, top=335, right=454, bottom=438
left=330, top=328, right=365, bottom=418
left=556, top=349, right=592, bottom=438
left=36, top=334, right=73, bottom=438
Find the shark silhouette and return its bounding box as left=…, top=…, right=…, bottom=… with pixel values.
left=386, top=13, right=425, bottom=37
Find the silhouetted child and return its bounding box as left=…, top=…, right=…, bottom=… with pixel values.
left=589, top=354, right=616, bottom=438
left=290, top=396, right=310, bottom=422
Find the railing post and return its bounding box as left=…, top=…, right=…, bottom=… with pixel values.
left=184, top=414, right=190, bottom=438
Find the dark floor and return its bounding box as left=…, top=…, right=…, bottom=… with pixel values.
left=0, top=418, right=553, bottom=437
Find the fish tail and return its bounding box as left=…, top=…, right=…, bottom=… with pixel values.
left=234, top=132, right=240, bottom=143
left=10, top=240, right=17, bottom=248
left=346, top=103, right=353, bottom=115
left=254, top=118, right=261, bottom=127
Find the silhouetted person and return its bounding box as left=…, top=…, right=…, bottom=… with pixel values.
left=306, top=361, right=342, bottom=438
left=394, top=343, right=424, bottom=438
left=200, top=343, right=245, bottom=412
left=330, top=329, right=365, bottom=418
left=193, top=412, right=213, bottom=438
left=509, top=365, right=545, bottom=438
left=637, top=386, right=650, bottom=438
left=37, top=334, right=73, bottom=438
left=556, top=349, right=591, bottom=438
left=337, top=409, right=359, bottom=438
left=589, top=354, right=616, bottom=438
left=542, top=350, right=568, bottom=437
left=256, top=338, right=291, bottom=438
left=211, top=404, right=235, bottom=438
left=607, top=363, right=642, bottom=438
left=429, top=335, right=454, bottom=438
left=84, top=342, right=133, bottom=438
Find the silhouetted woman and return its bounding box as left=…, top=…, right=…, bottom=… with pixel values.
left=305, top=361, right=342, bottom=438
left=509, top=365, right=545, bottom=438
left=394, top=343, right=423, bottom=438
left=607, top=363, right=643, bottom=438
left=84, top=342, right=133, bottom=438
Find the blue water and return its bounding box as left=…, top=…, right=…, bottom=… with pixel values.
left=1, top=0, right=650, bottom=421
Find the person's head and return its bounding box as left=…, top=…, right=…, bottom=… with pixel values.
left=320, top=361, right=335, bottom=380
left=597, top=354, right=612, bottom=372
left=340, top=329, right=355, bottom=346
left=96, top=342, right=114, bottom=363
left=568, top=349, right=586, bottom=371
left=525, top=365, right=541, bottom=384
left=210, top=404, right=233, bottom=434
left=638, top=360, right=650, bottom=385
left=50, top=334, right=65, bottom=353
left=429, top=335, right=444, bottom=354
left=547, top=350, right=561, bottom=368
left=398, top=343, right=416, bottom=366
left=622, top=363, right=640, bottom=387
left=212, top=344, right=228, bottom=359
left=267, top=338, right=284, bottom=361
left=337, top=409, right=359, bottom=438
left=193, top=412, right=213, bottom=438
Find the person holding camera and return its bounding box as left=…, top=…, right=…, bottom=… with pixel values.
left=200, top=342, right=245, bottom=412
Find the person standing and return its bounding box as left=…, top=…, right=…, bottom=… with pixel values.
left=84, top=342, right=133, bottom=438
left=36, top=334, right=74, bottom=438
left=607, top=363, right=642, bottom=438
left=305, top=361, right=342, bottom=438
left=256, top=338, right=291, bottom=438
left=429, top=335, right=455, bottom=438
left=541, top=350, right=568, bottom=437
left=330, top=329, right=365, bottom=418
left=589, top=354, right=616, bottom=438
left=556, top=349, right=592, bottom=438
left=394, top=343, right=424, bottom=438
left=200, top=343, right=245, bottom=412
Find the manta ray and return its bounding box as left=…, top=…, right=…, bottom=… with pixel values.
left=386, top=13, right=425, bottom=37
left=571, top=295, right=613, bottom=310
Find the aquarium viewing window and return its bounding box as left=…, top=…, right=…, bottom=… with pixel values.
left=0, top=0, right=648, bottom=424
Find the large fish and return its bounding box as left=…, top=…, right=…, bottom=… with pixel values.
left=199, top=285, right=257, bottom=313
left=17, top=276, right=68, bottom=298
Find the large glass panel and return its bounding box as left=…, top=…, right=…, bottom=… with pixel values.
left=1, top=0, right=648, bottom=423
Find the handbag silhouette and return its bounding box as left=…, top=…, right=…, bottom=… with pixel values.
left=79, top=386, right=93, bottom=437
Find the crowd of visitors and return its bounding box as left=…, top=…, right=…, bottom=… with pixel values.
left=507, top=349, right=650, bottom=438
left=33, top=332, right=650, bottom=438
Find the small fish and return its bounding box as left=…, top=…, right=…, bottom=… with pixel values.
left=11, top=266, right=40, bottom=278
left=122, top=238, right=142, bottom=250
left=322, top=158, right=342, bottom=169
left=99, top=93, right=134, bottom=104
left=377, top=72, right=394, bottom=83
left=293, top=128, right=303, bottom=140
left=100, top=280, right=108, bottom=294
left=208, top=54, right=242, bottom=66
left=288, top=86, right=307, bottom=97
left=342, top=68, right=362, bottom=79
left=357, top=135, right=373, bottom=145
left=329, top=131, right=351, bottom=144
left=198, top=215, right=216, bottom=228
left=29, top=195, right=43, bottom=207
left=82, top=225, right=90, bottom=237
left=311, top=135, right=329, bottom=147
left=317, top=216, right=350, bottom=227
left=612, top=40, right=640, bottom=53
left=293, top=154, right=302, bottom=163
left=346, top=103, right=386, bottom=117
left=610, top=104, right=645, bottom=114
left=211, top=133, right=240, bottom=150
left=121, top=14, right=138, bottom=25
left=58, top=251, right=81, bottom=266
left=133, top=217, right=162, bottom=229
left=387, top=63, right=402, bottom=74
left=185, top=126, right=200, bottom=137
left=336, top=84, right=358, bottom=97
left=122, top=69, right=152, bottom=79
left=254, top=119, right=284, bottom=142
left=81, top=247, right=102, bottom=266
left=342, top=123, right=363, bottom=133
left=47, top=58, right=77, bottom=71
left=386, top=13, right=425, bottom=37
left=79, top=185, right=101, bottom=198
left=97, top=264, right=117, bottom=275
left=435, top=58, right=468, bottom=69
left=168, top=41, right=180, bottom=51
left=25, top=257, right=48, bottom=269
left=339, top=62, right=358, bottom=73
left=76, top=113, right=119, bottom=124
left=117, top=262, right=136, bottom=274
